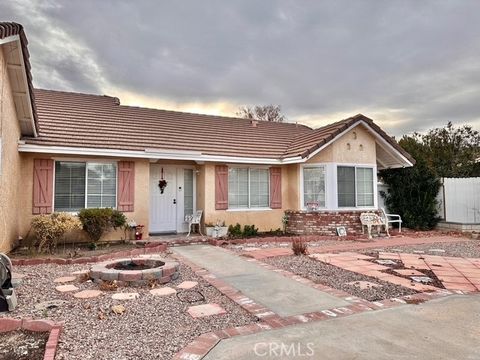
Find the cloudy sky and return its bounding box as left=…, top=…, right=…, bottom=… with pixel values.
left=2, top=0, right=480, bottom=136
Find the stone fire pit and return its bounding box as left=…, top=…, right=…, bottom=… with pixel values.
left=90, top=256, right=179, bottom=286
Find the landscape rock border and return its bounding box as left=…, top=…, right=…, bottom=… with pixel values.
left=11, top=244, right=167, bottom=266
left=0, top=318, right=63, bottom=360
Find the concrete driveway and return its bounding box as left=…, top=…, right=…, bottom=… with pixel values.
left=204, top=294, right=480, bottom=360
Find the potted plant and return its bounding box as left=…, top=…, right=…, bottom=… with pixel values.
left=206, top=220, right=228, bottom=238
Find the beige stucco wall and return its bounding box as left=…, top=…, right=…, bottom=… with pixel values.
left=0, top=48, right=23, bottom=252
left=201, top=163, right=295, bottom=231
left=17, top=153, right=151, bottom=244
left=307, top=124, right=377, bottom=164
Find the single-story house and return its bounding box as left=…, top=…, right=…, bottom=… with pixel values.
left=0, top=22, right=415, bottom=252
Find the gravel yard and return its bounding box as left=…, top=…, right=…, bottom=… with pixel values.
left=0, top=330, right=48, bottom=360
left=366, top=240, right=480, bottom=258
left=2, top=253, right=257, bottom=360
left=228, top=239, right=357, bottom=252
left=264, top=255, right=417, bottom=301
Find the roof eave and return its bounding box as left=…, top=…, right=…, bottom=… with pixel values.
left=0, top=23, right=38, bottom=137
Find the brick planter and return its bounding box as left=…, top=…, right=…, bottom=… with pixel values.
left=285, top=210, right=375, bottom=236
left=0, top=318, right=62, bottom=360
left=90, top=256, right=179, bottom=286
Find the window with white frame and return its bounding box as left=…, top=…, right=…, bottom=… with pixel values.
left=303, top=167, right=325, bottom=208
left=183, top=169, right=194, bottom=217
left=54, top=161, right=117, bottom=212
left=228, top=167, right=269, bottom=208
left=337, top=166, right=374, bottom=207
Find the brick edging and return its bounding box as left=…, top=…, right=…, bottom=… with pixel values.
left=0, top=318, right=63, bottom=360
left=208, top=234, right=370, bottom=247
left=11, top=244, right=167, bottom=266
left=172, top=247, right=461, bottom=360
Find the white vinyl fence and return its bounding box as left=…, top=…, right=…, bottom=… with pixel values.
left=441, top=177, right=480, bottom=224
left=378, top=177, right=480, bottom=225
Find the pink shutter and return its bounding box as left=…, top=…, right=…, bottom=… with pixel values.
left=215, top=165, right=229, bottom=210
left=32, top=159, right=54, bottom=214
left=270, top=167, right=282, bottom=209
left=117, top=161, right=135, bottom=212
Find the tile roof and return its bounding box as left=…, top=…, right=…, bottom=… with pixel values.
left=0, top=22, right=38, bottom=133
left=23, top=89, right=414, bottom=164
left=285, top=114, right=416, bottom=164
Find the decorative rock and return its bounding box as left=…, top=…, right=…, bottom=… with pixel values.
left=112, top=292, right=139, bottom=300
left=411, top=276, right=433, bottom=284
left=376, top=259, right=397, bottom=265
left=54, top=276, right=77, bottom=283
left=34, top=300, right=68, bottom=311
left=73, top=290, right=103, bottom=299
left=150, top=287, right=177, bottom=296
left=112, top=304, right=126, bottom=315
left=346, top=281, right=382, bottom=290
left=55, top=284, right=79, bottom=293
left=177, top=281, right=198, bottom=290
left=187, top=303, right=226, bottom=318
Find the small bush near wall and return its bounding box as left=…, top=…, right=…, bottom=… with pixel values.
left=292, top=238, right=308, bottom=255
left=78, top=208, right=127, bottom=244
left=31, top=213, right=82, bottom=253
left=227, top=223, right=259, bottom=238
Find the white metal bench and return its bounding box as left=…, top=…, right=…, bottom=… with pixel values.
left=360, top=212, right=389, bottom=239
left=380, top=207, right=402, bottom=233
left=185, top=210, right=203, bottom=237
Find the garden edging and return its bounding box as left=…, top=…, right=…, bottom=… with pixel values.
left=10, top=244, right=167, bottom=266
left=0, top=317, right=63, bottom=360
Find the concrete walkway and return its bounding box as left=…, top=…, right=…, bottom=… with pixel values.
left=205, top=294, right=480, bottom=360
left=172, top=245, right=349, bottom=317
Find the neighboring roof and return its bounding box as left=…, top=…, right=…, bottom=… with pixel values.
left=0, top=22, right=38, bottom=135
left=21, top=89, right=414, bottom=166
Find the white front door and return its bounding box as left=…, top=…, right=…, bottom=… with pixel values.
left=150, top=165, right=177, bottom=233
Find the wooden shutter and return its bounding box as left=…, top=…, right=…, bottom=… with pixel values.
left=215, top=165, right=229, bottom=210
left=32, top=159, right=54, bottom=214
left=117, top=161, right=135, bottom=212
left=270, top=167, right=282, bottom=209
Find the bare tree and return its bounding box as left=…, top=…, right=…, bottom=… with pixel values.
left=236, top=104, right=287, bottom=122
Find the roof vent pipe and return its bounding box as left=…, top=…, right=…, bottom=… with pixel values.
left=251, top=120, right=258, bottom=128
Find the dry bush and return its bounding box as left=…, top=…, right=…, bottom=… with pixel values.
left=99, top=280, right=118, bottom=291
left=31, top=212, right=82, bottom=253
left=292, top=238, right=308, bottom=256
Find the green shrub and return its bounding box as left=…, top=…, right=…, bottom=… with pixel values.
left=380, top=163, right=441, bottom=230
left=78, top=208, right=126, bottom=242
left=228, top=223, right=243, bottom=238
left=31, top=212, right=82, bottom=253
left=243, top=224, right=258, bottom=238
left=227, top=223, right=260, bottom=238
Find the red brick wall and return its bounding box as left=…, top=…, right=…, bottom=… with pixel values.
left=285, top=210, right=373, bottom=236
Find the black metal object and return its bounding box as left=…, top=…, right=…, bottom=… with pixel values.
left=0, top=254, right=16, bottom=312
